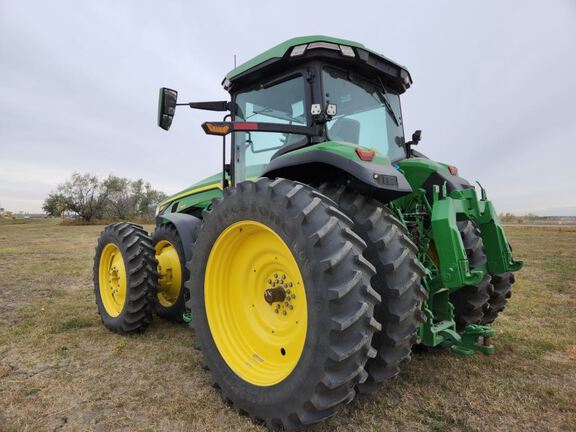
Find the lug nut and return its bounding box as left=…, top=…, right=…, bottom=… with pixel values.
left=274, top=273, right=278, bottom=278
left=283, top=311, right=287, bottom=316
left=291, top=294, right=296, bottom=299
left=289, top=282, right=293, bottom=287
left=282, top=274, right=286, bottom=279
left=289, top=305, right=293, bottom=310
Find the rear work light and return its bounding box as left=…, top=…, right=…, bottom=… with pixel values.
left=355, top=147, right=375, bottom=161
left=448, top=165, right=458, bottom=176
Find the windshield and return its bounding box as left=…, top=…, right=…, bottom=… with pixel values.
left=323, top=67, right=406, bottom=161
left=234, top=75, right=308, bottom=181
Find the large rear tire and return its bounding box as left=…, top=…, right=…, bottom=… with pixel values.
left=187, top=178, right=380, bottom=430
left=318, top=184, right=426, bottom=394
left=93, top=223, right=156, bottom=333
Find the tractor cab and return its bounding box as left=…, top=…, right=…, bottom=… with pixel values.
left=158, top=36, right=416, bottom=199
left=224, top=36, right=412, bottom=182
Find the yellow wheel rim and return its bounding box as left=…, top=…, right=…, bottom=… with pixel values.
left=205, top=220, right=307, bottom=386
left=155, top=240, right=182, bottom=307
left=98, top=243, right=127, bottom=317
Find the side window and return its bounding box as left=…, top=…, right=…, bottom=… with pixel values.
left=234, top=76, right=308, bottom=181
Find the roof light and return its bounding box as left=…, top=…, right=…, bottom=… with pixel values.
left=307, top=41, right=340, bottom=51
left=290, top=44, right=308, bottom=57
left=448, top=165, right=459, bottom=176
left=339, top=45, right=355, bottom=57
left=355, top=147, right=376, bottom=162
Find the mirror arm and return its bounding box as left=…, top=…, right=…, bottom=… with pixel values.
left=179, top=101, right=231, bottom=112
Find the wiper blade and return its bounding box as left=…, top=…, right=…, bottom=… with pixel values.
left=380, top=93, right=399, bottom=127
left=377, top=76, right=400, bottom=127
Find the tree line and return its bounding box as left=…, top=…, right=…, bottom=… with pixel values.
left=43, top=173, right=167, bottom=221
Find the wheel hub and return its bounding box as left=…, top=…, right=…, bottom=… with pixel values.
left=264, top=272, right=297, bottom=317
left=109, top=266, right=121, bottom=293
left=264, top=286, right=286, bottom=304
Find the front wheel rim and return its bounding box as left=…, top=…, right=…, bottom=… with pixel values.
left=204, top=220, right=307, bottom=386
left=98, top=243, right=127, bottom=317
left=155, top=240, right=182, bottom=307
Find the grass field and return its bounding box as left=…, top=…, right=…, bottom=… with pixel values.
left=0, top=220, right=574, bottom=431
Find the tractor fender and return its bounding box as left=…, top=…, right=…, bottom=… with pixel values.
left=421, top=170, right=473, bottom=201
left=262, top=150, right=413, bottom=202
left=155, top=212, right=201, bottom=262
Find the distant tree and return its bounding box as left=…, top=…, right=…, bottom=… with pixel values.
left=42, top=193, right=67, bottom=217
left=44, top=173, right=166, bottom=222
left=102, top=175, right=133, bottom=219
left=102, top=176, right=166, bottom=219
left=135, top=180, right=167, bottom=218
left=499, top=212, right=516, bottom=223
left=54, top=173, right=108, bottom=222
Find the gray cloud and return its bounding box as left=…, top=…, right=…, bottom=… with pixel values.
left=1, top=0, right=575, bottom=214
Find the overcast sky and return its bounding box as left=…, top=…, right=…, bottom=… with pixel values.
left=1, top=1, right=575, bottom=215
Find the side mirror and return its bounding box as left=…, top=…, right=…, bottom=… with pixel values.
left=158, top=87, right=178, bottom=130
left=411, top=130, right=422, bottom=145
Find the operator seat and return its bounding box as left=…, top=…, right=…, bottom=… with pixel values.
left=328, top=117, right=360, bottom=144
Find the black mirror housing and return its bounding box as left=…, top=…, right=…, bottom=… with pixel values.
left=411, top=129, right=422, bottom=144
left=158, top=87, right=178, bottom=130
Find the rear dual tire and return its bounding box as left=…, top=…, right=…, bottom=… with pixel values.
left=318, top=184, right=426, bottom=394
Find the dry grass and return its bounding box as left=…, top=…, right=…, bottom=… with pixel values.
left=0, top=221, right=574, bottom=431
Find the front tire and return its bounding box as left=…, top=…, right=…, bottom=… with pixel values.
left=187, top=178, right=380, bottom=430
left=93, top=223, right=156, bottom=333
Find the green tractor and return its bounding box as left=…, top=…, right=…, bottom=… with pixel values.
left=93, top=36, right=522, bottom=430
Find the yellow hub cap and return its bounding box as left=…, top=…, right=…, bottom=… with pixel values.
left=98, top=243, right=127, bottom=317
left=205, top=220, right=307, bottom=386
left=155, top=240, right=182, bottom=307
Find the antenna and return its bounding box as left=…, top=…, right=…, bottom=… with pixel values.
left=234, top=54, right=237, bottom=68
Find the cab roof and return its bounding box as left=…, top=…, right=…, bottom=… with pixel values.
left=223, top=35, right=412, bottom=92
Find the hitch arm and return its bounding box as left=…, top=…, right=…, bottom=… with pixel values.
left=450, top=188, right=523, bottom=274
left=430, top=185, right=484, bottom=289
